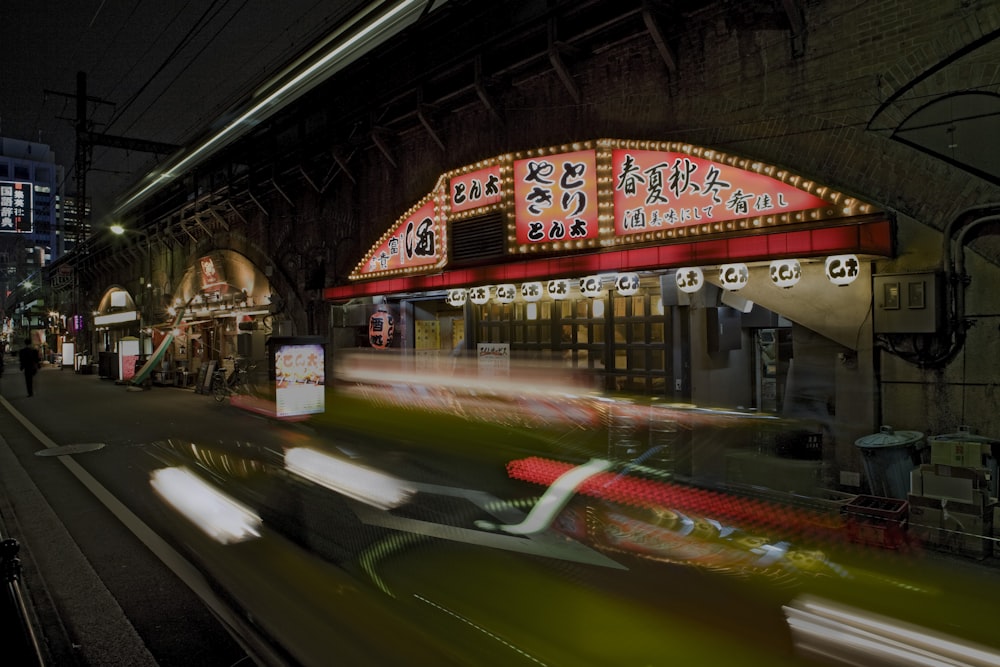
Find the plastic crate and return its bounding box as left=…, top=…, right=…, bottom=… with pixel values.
left=841, top=494, right=909, bottom=549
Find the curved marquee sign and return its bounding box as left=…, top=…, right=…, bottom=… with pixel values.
left=349, top=139, right=881, bottom=283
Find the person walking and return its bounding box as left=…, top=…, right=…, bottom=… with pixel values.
left=18, top=338, right=40, bottom=397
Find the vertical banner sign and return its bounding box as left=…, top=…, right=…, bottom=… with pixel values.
left=611, top=150, right=827, bottom=237
left=449, top=165, right=502, bottom=214
left=199, top=255, right=227, bottom=294
left=273, top=340, right=326, bottom=417
left=368, top=309, right=395, bottom=349
left=513, top=150, right=599, bottom=245
left=0, top=182, right=32, bottom=232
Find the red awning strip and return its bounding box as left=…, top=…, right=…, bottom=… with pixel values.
left=324, top=219, right=892, bottom=301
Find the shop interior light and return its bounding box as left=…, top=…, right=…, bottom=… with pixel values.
left=526, top=302, right=538, bottom=320
left=495, top=283, right=516, bottom=304
left=825, top=254, right=860, bottom=286
left=446, top=288, right=467, bottom=307
left=580, top=275, right=604, bottom=298
left=675, top=267, right=704, bottom=294
left=547, top=279, right=571, bottom=300
left=615, top=272, right=640, bottom=297
left=469, top=285, right=492, bottom=305
left=769, top=259, right=801, bottom=289
left=719, top=263, right=750, bottom=291
left=521, top=281, right=543, bottom=302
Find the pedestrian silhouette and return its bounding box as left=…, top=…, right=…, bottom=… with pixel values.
left=18, top=338, right=40, bottom=397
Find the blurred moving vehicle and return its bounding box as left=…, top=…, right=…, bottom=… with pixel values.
left=145, top=356, right=1000, bottom=666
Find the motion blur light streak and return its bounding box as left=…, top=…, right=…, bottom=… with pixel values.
left=481, top=458, right=614, bottom=535
left=149, top=467, right=262, bottom=544
left=784, top=596, right=1000, bottom=667
left=284, top=446, right=415, bottom=509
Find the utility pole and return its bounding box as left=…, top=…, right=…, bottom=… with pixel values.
left=47, top=71, right=180, bottom=248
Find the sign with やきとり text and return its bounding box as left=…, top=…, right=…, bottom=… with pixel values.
left=513, top=150, right=599, bottom=245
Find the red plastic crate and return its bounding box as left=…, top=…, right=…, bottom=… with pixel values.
left=841, top=495, right=909, bottom=549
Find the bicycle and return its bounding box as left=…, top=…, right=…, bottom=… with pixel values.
left=212, top=359, right=257, bottom=402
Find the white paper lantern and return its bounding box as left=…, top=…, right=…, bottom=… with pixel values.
left=769, top=259, right=801, bottom=289
left=719, top=263, right=749, bottom=291
left=675, top=267, right=704, bottom=294
left=615, top=272, right=640, bottom=296
left=495, top=283, right=516, bottom=304
left=547, top=279, right=571, bottom=300
left=469, top=285, right=492, bottom=305
left=446, top=288, right=467, bottom=307
left=825, top=254, right=860, bottom=286
left=521, top=281, right=543, bottom=302
left=580, top=275, right=604, bottom=298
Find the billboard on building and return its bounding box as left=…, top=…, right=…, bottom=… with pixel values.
left=0, top=182, right=32, bottom=233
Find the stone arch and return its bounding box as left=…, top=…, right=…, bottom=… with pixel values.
left=179, top=233, right=306, bottom=335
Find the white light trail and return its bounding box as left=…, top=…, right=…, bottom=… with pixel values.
left=284, top=447, right=415, bottom=510
left=150, top=467, right=262, bottom=545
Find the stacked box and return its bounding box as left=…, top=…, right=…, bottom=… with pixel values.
left=930, top=439, right=992, bottom=469
left=908, top=494, right=995, bottom=560
left=910, top=464, right=990, bottom=504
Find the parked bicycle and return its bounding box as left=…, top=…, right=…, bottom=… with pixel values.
left=212, top=358, right=257, bottom=402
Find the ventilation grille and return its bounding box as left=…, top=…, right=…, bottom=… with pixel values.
left=449, top=212, right=505, bottom=265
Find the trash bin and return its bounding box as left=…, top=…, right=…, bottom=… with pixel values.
left=928, top=426, right=999, bottom=499
left=854, top=425, right=925, bottom=499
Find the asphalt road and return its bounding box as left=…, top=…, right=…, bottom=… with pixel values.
left=4, top=361, right=1000, bottom=667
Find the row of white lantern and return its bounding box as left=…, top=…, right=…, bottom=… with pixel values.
left=677, top=254, right=861, bottom=293
left=446, top=273, right=642, bottom=307
left=446, top=254, right=861, bottom=307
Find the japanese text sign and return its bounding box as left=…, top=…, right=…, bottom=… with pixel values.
left=274, top=342, right=326, bottom=417
left=359, top=199, right=442, bottom=277
left=0, top=182, right=32, bottom=233
left=513, top=150, right=599, bottom=245
left=612, top=150, right=827, bottom=237
left=450, top=165, right=502, bottom=213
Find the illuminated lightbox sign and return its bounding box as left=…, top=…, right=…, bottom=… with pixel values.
left=611, top=150, right=827, bottom=237
left=449, top=165, right=502, bottom=214
left=513, top=150, right=599, bottom=245
left=272, top=338, right=325, bottom=418
left=356, top=198, right=444, bottom=278
left=0, top=182, right=32, bottom=233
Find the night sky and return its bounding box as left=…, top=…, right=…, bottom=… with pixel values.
left=2, top=1, right=369, bottom=224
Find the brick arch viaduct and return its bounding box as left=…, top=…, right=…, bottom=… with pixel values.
left=81, top=0, right=1000, bottom=347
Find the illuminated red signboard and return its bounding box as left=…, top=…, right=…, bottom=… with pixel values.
left=449, top=165, right=502, bottom=214
left=611, top=150, right=827, bottom=237
left=513, top=150, right=599, bottom=245
left=0, top=182, right=32, bottom=233
left=356, top=199, right=443, bottom=278
left=199, top=255, right=227, bottom=293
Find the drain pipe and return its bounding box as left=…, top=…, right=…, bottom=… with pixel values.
left=920, top=203, right=1000, bottom=367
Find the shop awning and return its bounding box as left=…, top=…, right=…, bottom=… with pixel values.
left=325, top=217, right=892, bottom=301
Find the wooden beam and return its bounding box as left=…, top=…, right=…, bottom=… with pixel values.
left=642, top=7, right=677, bottom=74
